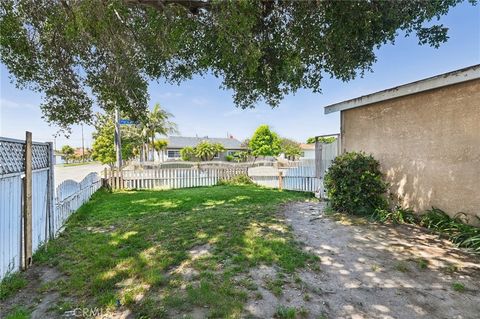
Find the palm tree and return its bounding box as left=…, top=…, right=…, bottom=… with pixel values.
left=140, top=103, right=177, bottom=161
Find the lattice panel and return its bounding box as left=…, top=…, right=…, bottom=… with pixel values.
left=0, top=139, right=50, bottom=175
left=0, top=140, right=25, bottom=174
left=32, top=144, right=49, bottom=170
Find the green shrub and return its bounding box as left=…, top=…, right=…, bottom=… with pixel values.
left=373, top=206, right=417, bottom=224
left=420, top=208, right=480, bottom=252
left=218, top=174, right=254, bottom=186
left=225, top=155, right=234, bottom=162
left=180, top=146, right=195, bottom=161
left=232, top=151, right=249, bottom=162
left=324, top=151, right=388, bottom=215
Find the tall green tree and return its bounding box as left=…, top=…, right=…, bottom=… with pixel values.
left=91, top=114, right=141, bottom=167
left=249, top=125, right=281, bottom=159
left=139, top=103, right=176, bottom=161
left=194, top=141, right=225, bottom=161
left=61, top=145, right=75, bottom=164
left=1, top=0, right=470, bottom=132
left=153, top=139, right=168, bottom=161
left=280, top=138, right=302, bottom=161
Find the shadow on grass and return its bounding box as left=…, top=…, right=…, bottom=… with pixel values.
left=29, top=185, right=317, bottom=318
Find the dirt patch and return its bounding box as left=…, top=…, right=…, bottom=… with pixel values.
left=0, top=266, right=65, bottom=319
left=243, top=201, right=480, bottom=319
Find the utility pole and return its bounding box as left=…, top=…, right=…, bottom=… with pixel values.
left=81, top=124, right=85, bottom=162
left=114, top=108, right=122, bottom=168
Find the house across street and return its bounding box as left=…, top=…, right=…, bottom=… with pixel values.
left=159, top=135, right=246, bottom=161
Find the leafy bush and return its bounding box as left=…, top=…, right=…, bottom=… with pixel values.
left=225, top=155, right=233, bottom=162
left=324, top=151, right=388, bottom=215
left=373, top=206, right=417, bottom=224
left=218, top=174, right=253, bottom=186
left=180, top=146, right=195, bottom=161
left=420, top=208, right=480, bottom=252
left=232, top=151, right=249, bottom=162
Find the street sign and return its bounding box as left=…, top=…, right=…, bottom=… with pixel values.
left=119, top=119, right=137, bottom=125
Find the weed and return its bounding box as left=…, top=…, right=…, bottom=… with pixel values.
left=298, top=306, right=309, bottom=317
left=266, top=277, right=285, bottom=296
left=416, top=258, right=429, bottom=270
left=0, top=272, right=27, bottom=301
left=5, top=306, right=30, bottom=319
left=395, top=261, right=409, bottom=273
left=238, top=278, right=258, bottom=291
left=444, top=263, right=460, bottom=274
left=275, top=305, right=297, bottom=319
left=420, top=209, right=480, bottom=252
left=452, top=282, right=465, bottom=292
left=373, top=206, right=416, bottom=224
left=371, top=264, right=380, bottom=272
left=218, top=174, right=254, bottom=186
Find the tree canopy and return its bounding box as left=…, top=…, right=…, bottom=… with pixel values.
left=249, top=125, right=281, bottom=158
left=61, top=145, right=75, bottom=163
left=91, top=113, right=141, bottom=167
left=280, top=138, right=302, bottom=160
left=1, top=0, right=471, bottom=131
left=194, top=141, right=225, bottom=161
left=306, top=136, right=337, bottom=144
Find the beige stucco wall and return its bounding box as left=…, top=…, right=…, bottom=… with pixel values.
left=341, top=79, right=480, bottom=225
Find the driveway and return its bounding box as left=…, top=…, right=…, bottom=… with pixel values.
left=54, top=163, right=107, bottom=187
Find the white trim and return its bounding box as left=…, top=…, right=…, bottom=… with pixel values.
left=324, top=65, right=480, bottom=114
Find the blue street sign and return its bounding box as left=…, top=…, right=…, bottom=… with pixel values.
left=119, top=119, right=137, bottom=125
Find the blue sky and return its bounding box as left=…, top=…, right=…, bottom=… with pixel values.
left=1, top=2, right=479, bottom=149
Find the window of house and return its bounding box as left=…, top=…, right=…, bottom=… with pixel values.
left=167, top=150, right=181, bottom=158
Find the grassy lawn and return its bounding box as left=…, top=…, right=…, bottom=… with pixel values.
left=56, top=161, right=98, bottom=167
left=27, top=185, right=317, bottom=318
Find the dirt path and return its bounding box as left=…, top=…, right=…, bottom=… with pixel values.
left=271, top=201, right=480, bottom=319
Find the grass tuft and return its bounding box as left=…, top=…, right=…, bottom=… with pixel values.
left=0, top=272, right=28, bottom=301
left=394, top=261, right=409, bottom=273
left=275, top=305, right=297, bottom=319
left=5, top=306, right=30, bottom=319
left=452, top=282, right=465, bottom=293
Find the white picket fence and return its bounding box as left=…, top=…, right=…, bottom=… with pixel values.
left=248, top=140, right=340, bottom=194
left=54, top=172, right=101, bottom=234
left=108, top=167, right=248, bottom=190
left=283, top=165, right=321, bottom=193
left=248, top=166, right=280, bottom=188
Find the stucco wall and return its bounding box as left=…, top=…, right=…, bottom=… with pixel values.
left=341, top=79, right=480, bottom=225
